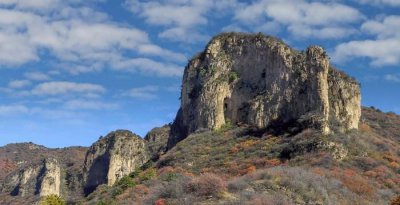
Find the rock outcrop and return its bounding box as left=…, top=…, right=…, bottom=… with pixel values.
left=170, top=32, right=361, bottom=147
left=1, top=158, right=61, bottom=197
left=145, top=125, right=170, bottom=160
left=83, top=130, right=149, bottom=195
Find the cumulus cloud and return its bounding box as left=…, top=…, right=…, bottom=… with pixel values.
left=31, top=81, right=105, bottom=96
left=234, top=0, right=364, bottom=39
left=125, top=0, right=239, bottom=42
left=333, top=15, right=400, bottom=66
left=361, top=15, right=400, bottom=39
left=123, top=85, right=159, bottom=100
left=0, top=2, right=185, bottom=77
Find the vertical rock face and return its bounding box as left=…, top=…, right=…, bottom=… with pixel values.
left=145, top=125, right=170, bottom=160
left=83, top=130, right=149, bottom=195
left=1, top=158, right=61, bottom=197
left=170, top=32, right=361, bottom=146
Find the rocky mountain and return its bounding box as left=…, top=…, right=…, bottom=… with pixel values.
left=0, top=143, right=87, bottom=204
left=170, top=33, right=360, bottom=148
left=0, top=32, right=399, bottom=205
left=83, top=130, right=149, bottom=195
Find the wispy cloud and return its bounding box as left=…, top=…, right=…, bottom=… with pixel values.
left=31, top=81, right=105, bottom=96
left=8, top=80, right=31, bottom=89
left=0, top=104, right=29, bottom=116
left=24, top=71, right=51, bottom=81
left=384, top=74, right=400, bottom=83
left=63, top=99, right=119, bottom=110
left=123, top=85, right=159, bottom=100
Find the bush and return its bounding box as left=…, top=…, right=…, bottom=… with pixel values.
left=391, top=195, right=400, bottom=205
left=39, top=195, right=65, bottom=205
left=115, top=176, right=136, bottom=190
left=187, top=173, right=227, bottom=197
left=139, top=168, right=157, bottom=181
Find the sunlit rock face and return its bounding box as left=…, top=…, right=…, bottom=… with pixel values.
left=1, top=158, right=61, bottom=197
left=83, top=130, right=149, bottom=195
left=169, top=32, right=361, bottom=147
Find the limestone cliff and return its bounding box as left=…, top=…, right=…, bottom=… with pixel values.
left=145, top=125, right=170, bottom=160
left=1, top=158, right=61, bottom=197
left=170, top=32, right=361, bottom=147
left=83, top=130, right=149, bottom=195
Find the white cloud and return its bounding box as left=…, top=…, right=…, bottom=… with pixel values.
left=125, top=0, right=239, bottom=42
left=8, top=80, right=31, bottom=89
left=0, top=104, right=29, bottom=115
left=123, top=85, right=159, bottom=100
left=361, top=15, right=400, bottom=39
left=333, top=38, right=400, bottom=66
left=333, top=15, right=400, bottom=66
left=63, top=99, right=118, bottom=110
left=385, top=74, right=400, bottom=83
left=24, top=71, right=51, bottom=81
left=114, top=58, right=183, bottom=77
left=158, top=27, right=209, bottom=43
left=233, top=0, right=363, bottom=39
left=31, top=81, right=105, bottom=96
left=0, top=2, right=186, bottom=77
left=356, top=0, right=400, bottom=6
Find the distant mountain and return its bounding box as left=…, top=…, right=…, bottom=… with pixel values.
left=0, top=32, right=399, bottom=205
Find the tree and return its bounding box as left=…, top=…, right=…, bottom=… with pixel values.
left=39, top=194, right=65, bottom=205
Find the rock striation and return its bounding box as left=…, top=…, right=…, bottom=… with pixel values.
left=170, top=32, right=361, bottom=147
left=1, top=158, right=61, bottom=197
left=83, top=130, right=149, bottom=195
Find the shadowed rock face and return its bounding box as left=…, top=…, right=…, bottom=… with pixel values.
left=170, top=32, right=361, bottom=147
left=83, top=130, right=149, bottom=195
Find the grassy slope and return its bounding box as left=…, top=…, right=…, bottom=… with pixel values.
left=85, top=107, right=400, bottom=205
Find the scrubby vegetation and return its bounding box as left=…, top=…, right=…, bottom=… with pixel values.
left=39, top=195, right=65, bottom=205
left=82, top=108, right=400, bottom=204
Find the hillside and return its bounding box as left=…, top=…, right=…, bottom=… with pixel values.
left=83, top=107, right=400, bottom=205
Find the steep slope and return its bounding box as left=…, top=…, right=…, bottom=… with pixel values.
left=170, top=32, right=360, bottom=147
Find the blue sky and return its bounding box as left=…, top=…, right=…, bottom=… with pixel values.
left=0, top=0, right=399, bottom=148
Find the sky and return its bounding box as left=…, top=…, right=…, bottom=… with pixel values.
left=0, top=0, right=399, bottom=148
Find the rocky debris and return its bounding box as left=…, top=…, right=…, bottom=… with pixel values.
left=170, top=32, right=361, bottom=147
left=83, top=130, right=150, bottom=195
left=1, top=158, right=61, bottom=197
left=145, top=125, right=171, bottom=160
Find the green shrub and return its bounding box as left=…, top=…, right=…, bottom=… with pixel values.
left=229, top=71, right=239, bottom=83
left=39, top=195, right=65, bottom=205
left=139, top=168, right=157, bottom=181
left=115, top=175, right=136, bottom=190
